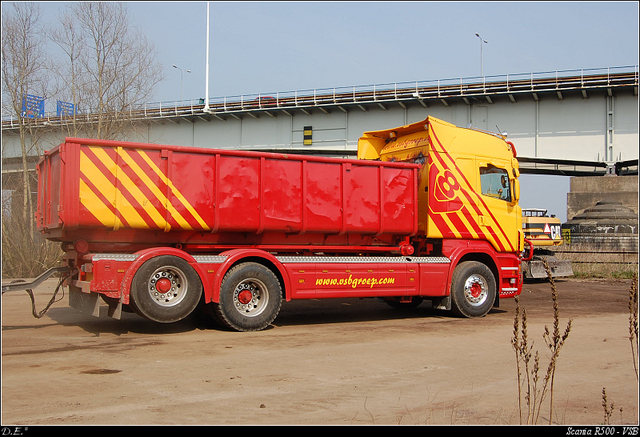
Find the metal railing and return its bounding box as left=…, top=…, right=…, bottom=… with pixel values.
left=2, top=65, right=638, bottom=130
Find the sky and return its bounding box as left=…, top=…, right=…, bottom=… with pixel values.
left=12, top=1, right=640, bottom=221
left=32, top=2, right=638, bottom=104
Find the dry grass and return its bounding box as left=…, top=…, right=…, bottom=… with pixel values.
left=571, top=262, right=638, bottom=280
left=555, top=246, right=638, bottom=279
left=511, top=259, right=573, bottom=425
left=601, top=388, right=616, bottom=425
left=513, top=262, right=637, bottom=425
left=1, top=227, right=62, bottom=279
left=1, top=201, right=63, bottom=279
left=629, top=272, right=639, bottom=381
left=599, top=274, right=640, bottom=426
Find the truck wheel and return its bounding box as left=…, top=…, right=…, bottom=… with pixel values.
left=450, top=261, right=496, bottom=318
left=215, top=262, right=282, bottom=332
left=130, top=255, right=202, bottom=323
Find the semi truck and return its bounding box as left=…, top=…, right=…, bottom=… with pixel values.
left=8, top=116, right=526, bottom=331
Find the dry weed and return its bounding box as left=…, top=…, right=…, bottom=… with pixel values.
left=601, top=387, right=615, bottom=425
left=511, top=259, right=573, bottom=425
left=629, top=272, right=639, bottom=381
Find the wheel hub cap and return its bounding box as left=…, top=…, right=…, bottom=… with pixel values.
left=233, top=279, right=269, bottom=317
left=463, top=274, right=488, bottom=306
left=148, top=267, right=188, bottom=307
left=469, top=282, right=482, bottom=299
left=155, top=277, right=172, bottom=294
left=237, top=289, right=253, bottom=305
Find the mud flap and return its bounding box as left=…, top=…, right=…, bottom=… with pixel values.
left=69, top=287, right=100, bottom=317
left=432, top=295, right=451, bottom=311
left=107, top=300, right=122, bottom=320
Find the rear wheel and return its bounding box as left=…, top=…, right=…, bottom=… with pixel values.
left=450, top=261, right=496, bottom=318
left=130, top=255, right=202, bottom=323
left=215, top=262, right=282, bottom=332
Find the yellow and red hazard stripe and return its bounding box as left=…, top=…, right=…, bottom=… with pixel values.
left=78, top=146, right=211, bottom=232
left=426, top=121, right=516, bottom=253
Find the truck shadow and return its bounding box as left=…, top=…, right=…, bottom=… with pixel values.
left=40, top=298, right=508, bottom=335
left=272, top=298, right=506, bottom=328
left=273, top=298, right=441, bottom=328
left=43, top=305, right=200, bottom=336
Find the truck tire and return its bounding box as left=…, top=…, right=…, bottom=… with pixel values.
left=450, top=261, right=496, bottom=318
left=215, top=262, right=282, bottom=332
left=130, top=255, right=203, bottom=323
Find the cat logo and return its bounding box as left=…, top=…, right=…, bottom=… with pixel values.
left=543, top=223, right=562, bottom=240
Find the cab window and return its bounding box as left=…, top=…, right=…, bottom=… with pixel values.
left=480, top=165, right=511, bottom=202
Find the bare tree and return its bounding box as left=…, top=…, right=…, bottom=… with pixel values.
left=48, top=9, right=85, bottom=138
left=1, top=2, right=61, bottom=278
left=1, top=2, right=47, bottom=241
left=2, top=2, right=164, bottom=278
left=53, top=2, right=163, bottom=140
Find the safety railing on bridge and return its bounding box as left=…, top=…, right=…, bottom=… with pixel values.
left=2, top=65, right=638, bottom=130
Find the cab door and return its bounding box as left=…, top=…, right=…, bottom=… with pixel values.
left=477, top=160, right=520, bottom=254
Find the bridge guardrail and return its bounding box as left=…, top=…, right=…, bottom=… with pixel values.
left=2, top=65, right=638, bottom=130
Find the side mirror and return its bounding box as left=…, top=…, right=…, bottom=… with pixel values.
left=513, top=178, right=520, bottom=202
left=512, top=162, right=520, bottom=178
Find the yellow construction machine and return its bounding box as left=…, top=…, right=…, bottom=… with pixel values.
left=522, top=208, right=573, bottom=279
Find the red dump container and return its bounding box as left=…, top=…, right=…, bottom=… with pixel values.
left=36, top=138, right=419, bottom=247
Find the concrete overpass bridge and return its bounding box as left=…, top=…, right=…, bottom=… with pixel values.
left=2, top=65, right=638, bottom=177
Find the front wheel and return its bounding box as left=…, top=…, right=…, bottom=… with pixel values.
left=450, top=261, right=496, bottom=318
left=215, top=262, right=282, bottom=332
left=130, top=255, right=203, bottom=323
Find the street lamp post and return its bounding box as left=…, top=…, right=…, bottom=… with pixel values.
left=475, top=33, right=487, bottom=77
left=172, top=64, right=191, bottom=102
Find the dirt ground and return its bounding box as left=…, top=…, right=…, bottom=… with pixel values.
left=1, top=277, right=638, bottom=426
